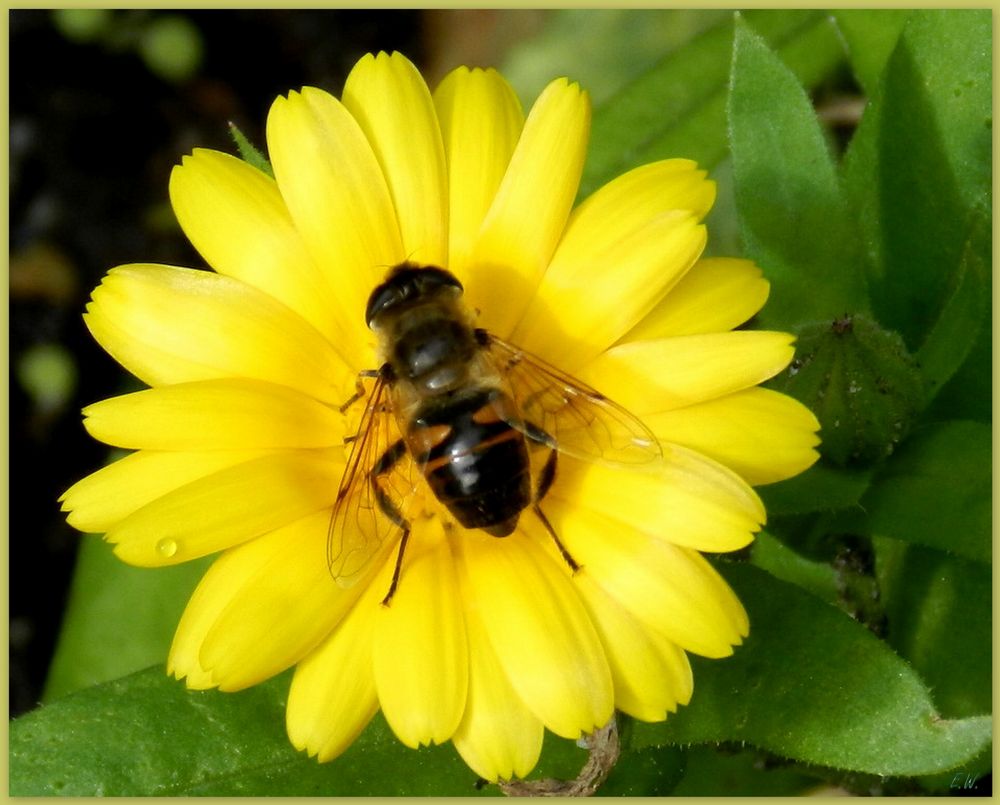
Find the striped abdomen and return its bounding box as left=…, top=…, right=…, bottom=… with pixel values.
left=406, top=387, right=531, bottom=536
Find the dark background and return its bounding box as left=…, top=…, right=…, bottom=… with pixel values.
left=9, top=8, right=540, bottom=718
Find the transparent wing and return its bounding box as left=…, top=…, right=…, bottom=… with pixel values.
left=483, top=333, right=662, bottom=465
left=327, top=372, right=416, bottom=588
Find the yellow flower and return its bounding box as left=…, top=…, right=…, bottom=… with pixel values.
left=61, top=51, right=819, bottom=782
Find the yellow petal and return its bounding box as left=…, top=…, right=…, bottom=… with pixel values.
left=168, top=149, right=351, bottom=352
left=558, top=506, right=748, bottom=657
left=61, top=448, right=276, bottom=534
left=168, top=528, right=298, bottom=689
left=433, top=65, right=524, bottom=276
left=514, top=160, right=714, bottom=366
left=342, top=52, right=448, bottom=267
left=646, top=387, right=821, bottom=485
left=81, top=378, right=344, bottom=451
left=555, top=161, right=714, bottom=262
left=108, top=449, right=342, bottom=566
left=266, top=87, right=404, bottom=347
left=373, top=518, right=467, bottom=748
left=457, top=525, right=612, bottom=740
left=513, top=211, right=706, bottom=371
left=286, top=558, right=393, bottom=762
left=466, top=78, right=590, bottom=337
left=574, top=574, right=693, bottom=721
left=622, top=257, right=771, bottom=341
left=85, top=264, right=354, bottom=399
left=193, top=511, right=365, bottom=691
left=570, top=159, right=716, bottom=224
left=580, top=331, right=796, bottom=414
left=548, top=448, right=763, bottom=554
left=452, top=563, right=543, bottom=782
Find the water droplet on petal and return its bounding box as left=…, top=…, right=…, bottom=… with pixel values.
left=156, top=538, right=178, bottom=558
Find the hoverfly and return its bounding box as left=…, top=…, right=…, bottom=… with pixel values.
left=329, top=263, right=661, bottom=603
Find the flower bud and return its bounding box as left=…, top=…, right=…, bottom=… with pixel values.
left=771, top=314, right=924, bottom=466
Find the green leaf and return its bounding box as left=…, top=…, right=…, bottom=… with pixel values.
left=631, top=563, right=991, bottom=776
left=876, top=539, right=992, bottom=721
left=832, top=10, right=911, bottom=95
left=842, top=10, right=992, bottom=349
left=877, top=538, right=993, bottom=793
left=750, top=530, right=839, bottom=606
left=43, top=534, right=210, bottom=702
left=597, top=742, right=685, bottom=796
left=228, top=121, right=274, bottom=177
left=859, top=421, right=991, bottom=564
left=12, top=667, right=589, bottom=796
left=728, top=15, right=867, bottom=331
left=581, top=10, right=845, bottom=197
left=913, top=209, right=991, bottom=402
left=757, top=460, right=873, bottom=516
left=671, top=744, right=825, bottom=796
left=501, top=9, right=730, bottom=109
left=925, top=319, right=992, bottom=423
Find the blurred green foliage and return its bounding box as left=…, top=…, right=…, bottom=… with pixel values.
left=51, top=9, right=113, bottom=44
left=138, top=15, right=204, bottom=83
left=16, top=343, right=78, bottom=415
left=52, top=9, right=204, bottom=82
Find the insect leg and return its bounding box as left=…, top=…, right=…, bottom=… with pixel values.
left=533, top=438, right=558, bottom=501
left=371, top=439, right=408, bottom=525
left=370, top=438, right=412, bottom=605
left=520, top=415, right=557, bottom=450
left=339, top=368, right=384, bottom=414
left=533, top=499, right=580, bottom=574
left=382, top=526, right=411, bottom=607
left=526, top=424, right=581, bottom=574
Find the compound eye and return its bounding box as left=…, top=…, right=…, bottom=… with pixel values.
left=365, top=264, right=465, bottom=327
left=416, top=266, right=463, bottom=297
left=365, top=284, right=402, bottom=327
